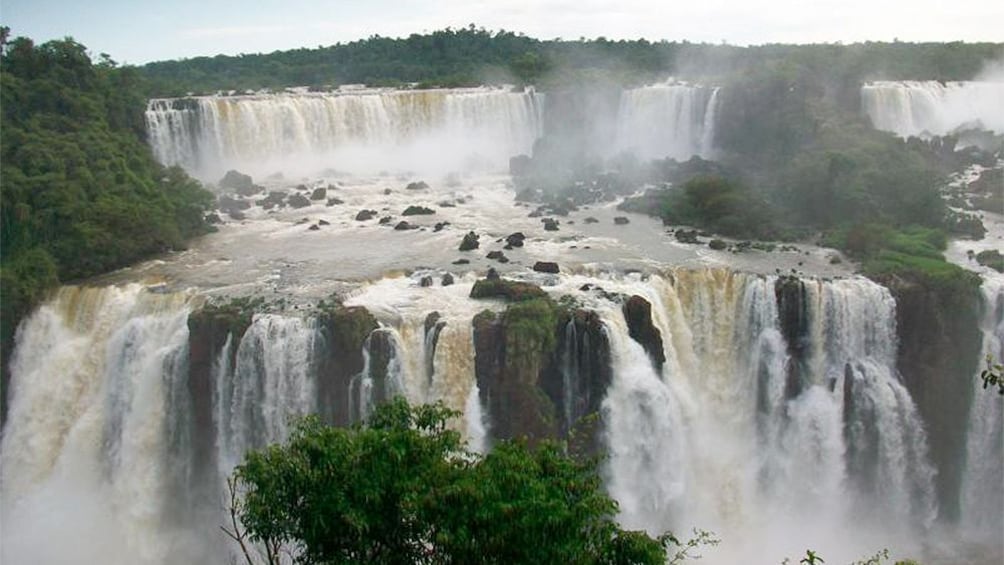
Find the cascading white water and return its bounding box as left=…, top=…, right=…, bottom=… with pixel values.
left=597, top=271, right=935, bottom=562
left=614, top=81, right=720, bottom=160
left=215, top=314, right=319, bottom=472
left=960, top=278, right=1004, bottom=540
left=1, top=269, right=970, bottom=564
left=0, top=285, right=208, bottom=565
left=145, top=87, right=544, bottom=179
left=861, top=80, right=1004, bottom=138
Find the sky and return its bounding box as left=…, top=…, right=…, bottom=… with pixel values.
left=3, top=0, right=1003, bottom=65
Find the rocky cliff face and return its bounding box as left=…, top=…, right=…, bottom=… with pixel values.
left=882, top=274, right=983, bottom=522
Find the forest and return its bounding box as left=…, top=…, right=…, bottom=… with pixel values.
left=0, top=29, right=215, bottom=418
left=139, top=25, right=1001, bottom=95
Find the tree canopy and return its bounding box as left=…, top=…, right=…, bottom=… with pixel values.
left=0, top=30, right=215, bottom=419
left=231, top=398, right=673, bottom=564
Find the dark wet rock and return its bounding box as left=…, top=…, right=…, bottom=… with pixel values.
left=452, top=258, right=470, bottom=265
left=613, top=216, right=630, bottom=225
left=433, top=222, right=450, bottom=232
left=674, top=229, right=700, bottom=244
left=709, top=239, right=727, bottom=250
left=314, top=305, right=379, bottom=426
left=219, top=170, right=259, bottom=195
left=486, top=267, right=500, bottom=280
left=326, top=197, right=344, bottom=206
left=532, top=261, right=559, bottom=274
left=438, top=201, right=456, bottom=208
left=296, top=184, right=308, bottom=191
left=258, top=191, right=287, bottom=210
left=505, top=232, right=526, bottom=248
left=441, top=273, right=455, bottom=286
left=542, top=218, right=560, bottom=232
left=205, top=212, right=223, bottom=224
left=420, top=275, right=434, bottom=287
left=584, top=217, right=599, bottom=224
left=288, top=193, right=311, bottom=208
left=394, top=221, right=417, bottom=231
left=487, top=250, right=506, bottom=261
left=227, top=210, right=246, bottom=221
left=318, top=219, right=330, bottom=226
left=623, top=295, right=666, bottom=372
left=296, top=218, right=310, bottom=225
left=308, top=224, right=320, bottom=231
left=402, top=205, right=435, bottom=216
left=379, top=216, right=393, bottom=225
left=459, top=231, right=480, bottom=251
left=310, top=187, right=327, bottom=200
left=406, top=180, right=429, bottom=190
left=384, top=188, right=393, bottom=195
left=218, top=195, right=251, bottom=215
left=355, top=209, right=378, bottom=221
left=509, top=154, right=532, bottom=176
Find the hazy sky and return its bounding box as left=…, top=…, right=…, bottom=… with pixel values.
left=4, top=0, right=1003, bottom=65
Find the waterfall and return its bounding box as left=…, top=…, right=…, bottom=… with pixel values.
left=861, top=81, right=1004, bottom=138
left=599, top=271, right=936, bottom=561
left=961, top=278, right=1004, bottom=541
left=216, top=314, right=319, bottom=472
left=0, top=285, right=210, bottom=565
left=145, top=87, right=544, bottom=179
left=614, top=81, right=720, bottom=161
left=1, top=269, right=975, bottom=563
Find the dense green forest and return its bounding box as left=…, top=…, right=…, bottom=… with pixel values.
left=139, top=25, right=1002, bottom=95
left=0, top=29, right=215, bottom=417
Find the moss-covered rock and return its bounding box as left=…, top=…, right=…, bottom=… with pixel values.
left=470, top=278, right=547, bottom=302
left=976, top=249, right=1004, bottom=273
left=315, top=303, right=379, bottom=426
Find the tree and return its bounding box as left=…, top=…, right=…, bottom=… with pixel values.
left=230, top=398, right=671, bottom=564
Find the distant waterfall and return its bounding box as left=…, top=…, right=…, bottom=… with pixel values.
left=614, top=81, right=720, bottom=160
left=145, top=87, right=544, bottom=179
left=861, top=81, right=1004, bottom=138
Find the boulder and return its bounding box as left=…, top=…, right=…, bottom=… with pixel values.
left=355, top=209, right=378, bottom=221
left=613, top=216, right=630, bottom=225
left=509, top=154, right=532, bottom=176
left=218, top=195, right=251, bottom=215
left=406, top=180, right=429, bottom=190
left=420, top=276, right=434, bottom=287
left=434, top=222, right=450, bottom=232
left=318, top=219, right=330, bottom=226
left=394, top=221, right=417, bottom=231
left=459, top=231, right=480, bottom=251
left=402, top=205, right=435, bottom=216
left=452, top=258, right=471, bottom=265
left=379, top=216, right=393, bottom=225
left=542, top=218, right=560, bottom=232
left=442, top=273, right=455, bottom=286
left=708, top=239, right=727, bottom=250
left=308, top=224, right=320, bottom=231
left=505, top=232, right=526, bottom=248
left=326, top=197, right=344, bottom=206
left=584, top=217, right=599, bottom=224
left=310, top=187, right=327, bottom=200
left=219, top=170, right=256, bottom=194
left=288, top=193, right=311, bottom=208
left=533, top=261, right=559, bottom=274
